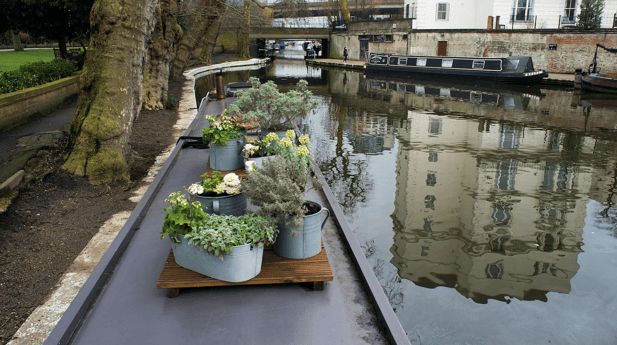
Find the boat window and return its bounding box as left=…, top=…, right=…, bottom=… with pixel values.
left=370, top=55, right=388, bottom=65
left=407, top=58, right=417, bottom=66
left=473, top=60, right=485, bottom=69
left=504, top=58, right=520, bottom=72
left=399, top=58, right=407, bottom=65
left=390, top=57, right=399, bottom=65
left=442, top=59, right=453, bottom=68
left=417, top=58, right=427, bottom=66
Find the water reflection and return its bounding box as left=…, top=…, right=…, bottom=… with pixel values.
left=363, top=74, right=544, bottom=111
left=390, top=115, right=590, bottom=303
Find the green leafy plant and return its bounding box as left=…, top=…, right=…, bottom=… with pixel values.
left=0, top=59, right=76, bottom=95
left=160, top=192, right=210, bottom=242
left=202, top=112, right=244, bottom=146
left=186, top=171, right=241, bottom=196
left=227, top=77, right=320, bottom=132
left=185, top=214, right=276, bottom=258
left=242, top=132, right=279, bottom=158
left=165, top=94, right=178, bottom=110
left=241, top=137, right=322, bottom=236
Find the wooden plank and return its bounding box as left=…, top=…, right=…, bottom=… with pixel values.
left=204, top=157, right=247, bottom=178
left=157, top=246, right=333, bottom=293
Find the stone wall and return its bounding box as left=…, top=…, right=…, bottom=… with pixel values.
left=0, top=74, right=80, bottom=130
left=331, top=20, right=617, bottom=73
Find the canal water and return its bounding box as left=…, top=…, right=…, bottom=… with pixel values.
left=196, top=51, right=617, bottom=344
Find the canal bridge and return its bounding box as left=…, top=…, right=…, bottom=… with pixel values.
left=250, top=27, right=333, bottom=57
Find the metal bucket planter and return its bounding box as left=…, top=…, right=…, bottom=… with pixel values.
left=171, top=235, right=263, bottom=282
left=191, top=190, right=247, bottom=216
left=245, top=155, right=275, bottom=169
left=274, top=200, right=330, bottom=259
left=210, top=137, right=244, bottom=171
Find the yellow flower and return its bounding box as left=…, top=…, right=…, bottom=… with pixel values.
left=279, top=137, right=293, bottom=148
left=297, top=145, right=309, bottom=157
left=298, top=134, right=309, bottom=145
left=286, top=130, right=296, bottom=138
left=264, top=132, right=279, bottom=144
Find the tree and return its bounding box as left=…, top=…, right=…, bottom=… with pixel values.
left=578, top=0, right=604, bottom=29
left=171, top=0, right=224, bottom=81
left=143, top=0, right=184, bottom=110
left=9, top=0, right=95, bottom=58
left=0, top=0, right=28, bottom=51
left=62, top=0, right=160, bottom=184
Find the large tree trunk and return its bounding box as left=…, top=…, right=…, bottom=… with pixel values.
left=237, top=0, right=250, bottom=58
left=198, top=19, right=221, bottom=65
left=170, top=0, right=220, bottom=81
left=11, top=30, right=24, bottom=51
left=57, top=35, right=68, bottom=59
left=62, top=0, right=160, bottom=185
left=143, top=0, right=183, bottom=110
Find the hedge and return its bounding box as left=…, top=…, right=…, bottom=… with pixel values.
left=0, top=60, right=77, bottom=95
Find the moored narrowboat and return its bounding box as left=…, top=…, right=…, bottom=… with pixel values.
left=365, top=53, right=548, bottom=84
left=581, top=44, right=617, bottom=94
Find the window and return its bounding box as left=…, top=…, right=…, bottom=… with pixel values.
left=424, top=195, right=436, bottom=209
left=399, top=58, right=407, bottom=65
left=406, top=4, right=410, bottom=18
left=426, top=172, right=437, bottom=186
left=428, top=118, right=442, bottom=135
left=428, top=152, right=438, bottom=162
left=417, top=58, right=427, bottom=66
left=563, top=0, right=576, bottom=23
left=442, top=59, right=453, bottom=68
left=512, top=0, right=534, bottom=22
left=411, top=2, right=418, bottom=19
left=473, top=60, right=485, bottom=69
left=436, top=3, right=449, bottom=20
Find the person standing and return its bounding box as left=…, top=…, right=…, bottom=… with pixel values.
left=343, top=47, right=348, bottom=63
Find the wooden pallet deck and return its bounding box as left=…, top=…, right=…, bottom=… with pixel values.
left=157, top=245, right=333, bottom=298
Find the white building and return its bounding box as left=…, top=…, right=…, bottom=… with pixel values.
left=403, top=0, right=617, bottom=29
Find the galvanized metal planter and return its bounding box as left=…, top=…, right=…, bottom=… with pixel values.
left=209, top=137, right=244, bottom=171
left=191, top=190, right=247, bottom=216
left=171, top=234, right=264, bottom=282
left=274, top=200, right=330, bottom=259
left=245, top=155, right=275, bottom=169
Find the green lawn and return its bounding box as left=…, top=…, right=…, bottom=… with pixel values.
left=0, top=49, right=55, bottom=73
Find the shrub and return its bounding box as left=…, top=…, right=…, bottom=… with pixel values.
left=0, top=59, right=76, bottom=95
left=165, top=94, right=178, bottom=110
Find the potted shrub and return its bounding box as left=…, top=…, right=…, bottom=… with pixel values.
left=240, top=131, right=330, bottom=259
left=160, top=192, right=276, bottom=282
left=242, top=132, right=279, bottom=170
left=227, top=77, right=320, bottom=137
left=185, top=171, right=246, bottom=216
left=202, top=113, right=245, bottom=170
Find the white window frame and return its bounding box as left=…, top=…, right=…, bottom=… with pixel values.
left=436, top=3, right=449, bottom=21
left=512, top=0, right=534, bottom=22
left=563, top=0, right=576, bottom=23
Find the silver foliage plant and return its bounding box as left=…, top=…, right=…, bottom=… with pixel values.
left=227, top=77, right=320, bottom=132
left=240, top=155, right=323, bottom=236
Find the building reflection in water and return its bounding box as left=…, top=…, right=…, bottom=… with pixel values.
left=390, top=111, right=587, bottom=304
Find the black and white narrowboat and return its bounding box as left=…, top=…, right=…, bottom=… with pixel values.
left=365, top=53, right=548, bottom=84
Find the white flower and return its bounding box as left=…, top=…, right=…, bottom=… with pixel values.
left=223, top=173, right=240, bottom=187
left=187, top=183, right=204, bottom=195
